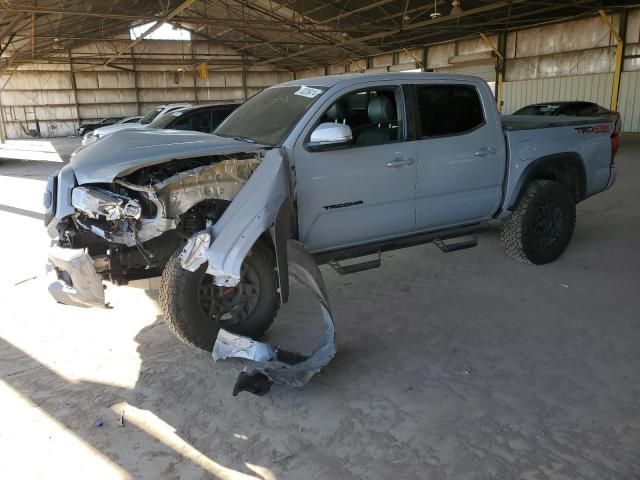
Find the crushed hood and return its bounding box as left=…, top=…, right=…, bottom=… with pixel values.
left=71, top=129, right=265, bottom=184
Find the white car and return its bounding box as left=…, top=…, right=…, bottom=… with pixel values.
left=82, top=103, right=191, bottom=146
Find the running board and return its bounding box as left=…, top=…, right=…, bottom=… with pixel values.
left=329, top=252, right=381, bottom=275
left=433, top=232, right=478, bottom=253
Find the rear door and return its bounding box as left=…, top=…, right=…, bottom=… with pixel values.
left=293, top=83, right=418, bottom=252
left=412, top=81, right=505, bottom=230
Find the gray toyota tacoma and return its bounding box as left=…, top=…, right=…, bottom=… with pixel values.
left=44, top=73, right=618, bottom=387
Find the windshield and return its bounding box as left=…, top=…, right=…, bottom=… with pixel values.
left=149, top=109, right=189, bottom=129
left=140, top=107, right=164, bottom=124
left=513, top=105, right=561, bottom=116
left=214, top=85, right=327, bottom=146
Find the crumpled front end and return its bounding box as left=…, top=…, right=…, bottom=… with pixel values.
left=45, top=143, right=338, bottom=392
left=44, top=148, right=265, bottom=307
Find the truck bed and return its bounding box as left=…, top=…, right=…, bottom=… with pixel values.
left=501, top=114, right=607, bottom=131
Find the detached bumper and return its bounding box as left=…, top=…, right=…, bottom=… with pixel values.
left=47, top=245, right=105, bottom=308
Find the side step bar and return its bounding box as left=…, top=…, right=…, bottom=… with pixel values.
left=433, top=232, right=478, bottom=253
left=323, top=226, right=485, bottom=275
left=329, top=252, right=381, bottom=275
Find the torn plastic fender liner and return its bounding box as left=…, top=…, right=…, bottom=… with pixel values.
left=180, top=231, right=211, bottom=272
left=206, top=149, right=289, bottom=287
left=47, top=245, right=105, bottom=308
left=213, top=239, right=336, bottom=393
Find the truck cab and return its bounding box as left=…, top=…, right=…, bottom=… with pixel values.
left=280, top=75, right=505, bottom=253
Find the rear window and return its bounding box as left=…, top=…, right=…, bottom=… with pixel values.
left=416, top=85, right=484, bottom=137
left=513, top=105, right=560, bottom=116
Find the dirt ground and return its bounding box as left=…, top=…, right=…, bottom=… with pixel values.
left=0, top=136, right=639, bottom=479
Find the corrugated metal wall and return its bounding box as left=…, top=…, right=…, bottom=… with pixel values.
left=619, top=71, right=640, bottom=132
left=502, top=74, right=614, bottom=114
left=0, top=40, right=294, bottom=139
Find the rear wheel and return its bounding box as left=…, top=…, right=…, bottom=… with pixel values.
left=159, top=241, right=279, bottom=351
left=501, top=179, right=576, bottom=265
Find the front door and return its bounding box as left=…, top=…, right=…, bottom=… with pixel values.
left=293, top=84, right=418, bottom=252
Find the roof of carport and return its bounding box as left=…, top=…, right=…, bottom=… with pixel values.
left=0, top=0, right=634, bottom=71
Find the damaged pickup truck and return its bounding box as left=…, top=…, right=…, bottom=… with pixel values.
left=45, top=73, right=618, bottom=390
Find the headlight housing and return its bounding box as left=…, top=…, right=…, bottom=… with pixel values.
left=71, top=186, right=141, bottom=221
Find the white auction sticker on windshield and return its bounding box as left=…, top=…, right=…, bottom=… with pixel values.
left=294, top=86, right=322, bottom=98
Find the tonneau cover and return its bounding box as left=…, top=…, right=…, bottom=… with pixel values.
left=501, top=114, right=610, bottom=131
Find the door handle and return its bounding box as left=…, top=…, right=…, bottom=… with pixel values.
left=474, top=146, right=497, bottom=156
left=386, top=157, right=415, bottom=168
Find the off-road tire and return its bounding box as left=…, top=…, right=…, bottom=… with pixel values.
left=159, top=241, right=279, bottom=351
left=501, top=179, right=576, bottom=265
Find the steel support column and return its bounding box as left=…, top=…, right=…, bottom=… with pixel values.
left=480, top=32, right=504, bottom=112
left=599, top=9, right=627, bottom=112
left=68, top=52, right=81, bottom=128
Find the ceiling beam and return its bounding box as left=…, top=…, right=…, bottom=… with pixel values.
left=252, top=0, right=530, bottom=67
left=0, top=5, right=396, bottom=34
left=0, top=13, right=28, bottom=43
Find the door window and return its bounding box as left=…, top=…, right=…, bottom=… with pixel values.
left=415, top=85, right=484, bottom=137
left=172, top=114, right=192, bottom=130
left=318, top=87, right=404, bottom=147
left=191, top=111, right=212, bottom=132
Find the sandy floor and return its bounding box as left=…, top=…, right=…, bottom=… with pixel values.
left=0, top=135, right=639, bottom=479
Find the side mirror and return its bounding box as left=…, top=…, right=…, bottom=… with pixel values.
left=307, top=122, right=352, bottom=151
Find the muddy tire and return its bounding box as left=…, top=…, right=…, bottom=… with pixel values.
left=159, top=240, right=279, bottom=351
left=501, top=179, right=576, bottom=265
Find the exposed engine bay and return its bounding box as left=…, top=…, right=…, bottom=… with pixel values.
left=54, top=153, right=262, bottom=284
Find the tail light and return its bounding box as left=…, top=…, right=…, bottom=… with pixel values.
left=610, top=131, right=619, bottom=162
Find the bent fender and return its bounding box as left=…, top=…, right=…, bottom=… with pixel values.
left=205, top=149, right=289, bottom=287
left=179, top=150, right=337, bottom=393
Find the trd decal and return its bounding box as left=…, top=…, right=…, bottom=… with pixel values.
left=575, top=125, right=610, bottom=134
left=323, top=200, right=364, bottom=210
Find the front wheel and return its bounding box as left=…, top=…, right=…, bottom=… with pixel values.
left=159, top=240, right=279, bottom=351
left=501, top=179, right=576, bottom=265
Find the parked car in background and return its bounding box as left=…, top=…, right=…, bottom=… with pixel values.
left=513, top=101, right=621, bottom=133
left=116, top=116, right=142, bottom=125
left=146, top=104, right=239, bottom=133
left=72, top=105, right=238, bottom=158
left=82, top=103, right=191, bottom=145
left=77, top=116, right=124, bottom=136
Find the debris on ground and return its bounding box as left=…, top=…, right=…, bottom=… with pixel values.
left=213, top=240, right=336, bottom=396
